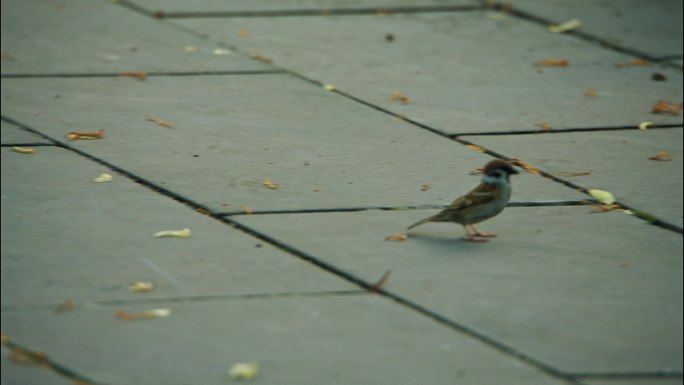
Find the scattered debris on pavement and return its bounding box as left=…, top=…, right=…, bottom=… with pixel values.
left=11, top=147, right=34, bottom=154
left=93, top=173, right=113, bottom=183
left=154, top=228, right=191, bottom=238
left=67, top=129, right=104, bottom=140
left=323, top=84, right=336, bottom=91
left=146, top=117, right=175, bottom=127
left=389, top=91, right=410, bottom=105
left=588, top=189, right=615, bottom=205
left=615, top=58, right=650, bottom=68
left=534, top=59, right=569, bottom=67
left=128, top=281, right=155, bottom=293
left=385, top=234, right=408, bottom=241
left=651, top=100, right=683, bottom=115
left=116, top=308, right=171, bottom=320
left=368, top=270, right=392, bottom=292
left=229, top=362, right=259, bottom=380
left=638, top=121, right=653, bottom=130
left=249, top=53, right=272, bottom=63
left=648, top=151, right=673, bottom=161
left=262, top=178, right=280, bottom=189
left=118, top=72, right=147, bottom=81
left=548, top=18, right=581, bottom=33
left=420, top=183, right=431, bottom=191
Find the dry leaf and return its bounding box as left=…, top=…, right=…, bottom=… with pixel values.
left=615, top=58, right=650, bottom=68
left=8, top=347, right=49, bottom=366
left=509, top=159, right=540, bottom=174
left=128, top=281, right=155, bottom=293
left=583, top=88, right=598, bottom=97
left=588, top=189, right=615, bottom=204
left=146, top=117, right=175, bottom=127
left=262, top=178, right=279, bottom=189
left=465, top=144, right=486, bottom=152
left=93, top=173, right=113, bottom=183
left=535, top=59, right=569, bottom=67
left=649, top=151, right=673, bottom=161
left=213, top=48, right=232, bottom=56
left=116, top=308, right=171, bottom=320
left=11, top=147, right=34, bottom=154
left=389, top=91, right=410, bottom=105
left=651, top=100, right=683, bottom=115
left=54, top=299, right=76, bottom=313
left=67, top=130, right=104, bottom=140
left=590, top=203, right=622, bottom=213
left=249, top=53, right=272, bottom=63
left=420, top=183, right=431, bottom=191
left=638, top=121, right=653, bottom=130
left=154, top=228, right=191, bottom=238
left=194, top=207, right=210, bottom=215
left=384, top=233, right=408, bottom=241
left=118, top=72, right=147, bottom=81
left=229, top=362, right=259, bottom=380
left=368, top=270, right=392, bottom=292
left=242, top=206, right=253, bottom=215
left=322, top=84, right=336, bottom=91
left=548, top=18, right=581, bottom=33
left=535, top=122, right=552, bottom=131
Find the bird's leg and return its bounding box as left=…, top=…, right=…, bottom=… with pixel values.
left=467, top=224, right=497, bottom=238
left=463, top=225, right=489, bottom=243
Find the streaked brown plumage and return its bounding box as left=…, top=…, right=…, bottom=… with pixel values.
left=407, top=160, right=518, bottom=242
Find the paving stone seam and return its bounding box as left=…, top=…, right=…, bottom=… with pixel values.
left=571, top=371, right=684, bottom=381
left=0, top=290, right=365, bottom=311
left=1, top=338, right=104, bottom=385
left=216, top=201, right=595, bottom=216
left=1, top=114, right=588, bottom=384
left=484, top=1, right=684, bottom=70
left=116, top=0, right=482, bottom=19
left=451, top=124, right=684, bottom=137
left=0, top=70, right=285, bottom=78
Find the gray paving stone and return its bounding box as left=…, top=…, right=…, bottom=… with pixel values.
left=130, top=0, right=476, bottom=13
left=465, top=128, right=684, bottom=228
left=234, top=208, right=683, bottom=373
left=585, top=380, right=683, bottom=385
left=0, top=295, right=571, bottom=385
left=0, top=120, right=52, bottom=144
left=173, top=11, right=684, bottom=135
left=0, top=146, right=354, bottom=307
left=0, top=75, right=585, bottom=213
left=1, top=349, right=73, bottom=385
left=0, top=0, right=270, bottom=75
left=507, top=0, right=683, bottom=58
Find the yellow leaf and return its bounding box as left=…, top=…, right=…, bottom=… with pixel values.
left=588, top=189, right=615, bottom=204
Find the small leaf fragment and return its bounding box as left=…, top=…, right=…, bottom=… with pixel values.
left=548, top=18, right=581, bottom=33
left=154, top=228, right=191, bottom=238
left=128, top=281, right=155, bottom=293
left=389, top=91, right=410, bottom=105
left=420, top=183, right=431, bottom=191
left=638, top=121, right=653, bottom=130
left=249, top=53, right=272, bottom=63
left=651, top=100, right=683, bottom=115
left=229, top=362, right=259, bottom=380
left=93, top=173, right=113, bottom=183
left=648, top=151, right=673, bottom=161
left=11, top=147, right=34, bottom=154
left=146, top=117, right=175, bottom=127
left=385, top=233, right=408, bottom=241
left=534, top=59, right=569, bottom=67
left=118, top=72, right=147, bottom=81
left=615, top=58, right=650, bottom=68
left=583, top=88, right=598, bottom=97
left=67, top=130, right=104, bottom=140
left=262, top=178, right=279, bottom=189
left=322, top=84, right=336, bottom=91
left=588, top=189, right=615, bottom=205
left=368, top=270, right=392, bottom=292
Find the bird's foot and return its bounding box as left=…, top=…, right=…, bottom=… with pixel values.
left=467, top=225, right=496, bottom=238
left=463, top=235, right=490, bottom=243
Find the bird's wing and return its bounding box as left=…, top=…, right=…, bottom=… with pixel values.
left=446, top=182, right=501, bottom=210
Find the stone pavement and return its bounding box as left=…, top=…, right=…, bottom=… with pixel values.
left=1, top=0, right=682, bottom=384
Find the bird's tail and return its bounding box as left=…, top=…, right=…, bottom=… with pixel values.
left=407, top=215, right=434, bottom=231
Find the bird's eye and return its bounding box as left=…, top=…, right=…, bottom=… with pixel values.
left=492, top=171, right=503, bottom=178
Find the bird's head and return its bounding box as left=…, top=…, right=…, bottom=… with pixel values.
left=482, top=160, right=518, bottom=184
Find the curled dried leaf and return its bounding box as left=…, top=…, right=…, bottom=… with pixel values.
left=93, top=173, right=113, bottom=183
left=651, top=100, right=683, bottom=115
left=154, top=228, right=191, bottom=238
left=146, top=117, right=175, bottom=127
left=128, top=281, right=155, bottom=293
left=242, top=206, right=253, bottom=215
left=229, top=362, right=259, bottom=380
left=11, top=147, right=34, bottom=154
left=118, top=72, right=147, bottom=81
left=249, top=53, right=272, bottom=63
left=638, top=121, right=653, bottom=130
left=588, top=189, right=615, bottom=204
left=67, top=130, right=104, bottom=140
left=648, top=151, right=673, bottom=161
left=548, top=18, right=581, bottom=33
left=385, top=233, right=408, bottom=241
left=368, top=270, right=392, bottom=292
left=535, top=59, right=569, bottom=67
left=583, top=88, right=598, bottom=97
left=465, top=144, right=486, bottom=152
left=615, top=58, right=650, bottom=68
left=262, top=178, right=280, bottom=189
left=508, top=159, right=540, bottom=174
left=389, top=91, right=410, bottom=105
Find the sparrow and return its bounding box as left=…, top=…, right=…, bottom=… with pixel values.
left=407, top=159, right=518, bottom=242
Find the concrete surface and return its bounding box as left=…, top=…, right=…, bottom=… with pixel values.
left=1, top=0, right=682, bottom=384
